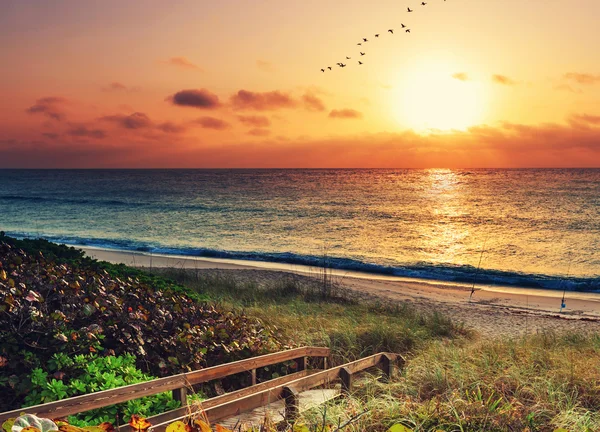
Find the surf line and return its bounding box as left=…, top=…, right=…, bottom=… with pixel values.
left=469, top=235, right=489, bottom=302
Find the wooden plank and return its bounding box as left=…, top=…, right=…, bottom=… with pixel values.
left=204, top=388, right=285, bottom=424
left=216, top=389, right=340, bottom=430
left=339, top=367, right=353, bottom=393
left=171, top=388, right=187, bottom=406
left=282, top=386, right=299, bottom=421
left=152, top=353, right=396, bottom=431
left=144, top=370, right=318, bottom=432
left=0, top=347, right=329, bottom=423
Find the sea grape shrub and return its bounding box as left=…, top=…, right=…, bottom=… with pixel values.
left=0, top=237, right=284, bottom=410
left=24, top=354, right=179, bottom=426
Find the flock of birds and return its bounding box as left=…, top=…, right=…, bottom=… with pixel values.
left=320, top=0, right=447, bottom=72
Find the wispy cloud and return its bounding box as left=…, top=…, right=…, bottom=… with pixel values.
left=329, top=109, right=362, bottom=119
left=231, top=90, right=297, bottom=111
left=67, top=124, right=106, bottom=139
left=195, top=117, right=230, bottom=130
left=302, top=93, right=326, bottom=112
left=492, top=74, right=517, bottom=85
left=162, top=57, right=203, bottom=71
left=563, top=72, right=600, bottom=85
left=452, top=72, right=470, bottom=81
left=100, top=112, right=153, bottom=129
left=237, top=115, right=271, bottom=127
left=26, top=97, right=68, bottom=121
left=102, top=82, right=140, bottom=92
left=248, top=128, right=271, bottom=136
left=167, top=89, right=221, bottom=109
left=256, top=60, right=274, bottom=72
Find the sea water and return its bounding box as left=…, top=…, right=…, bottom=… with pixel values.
left=0, top=169, right=598, bottom=290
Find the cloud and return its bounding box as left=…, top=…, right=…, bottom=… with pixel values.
left=248, top=128, right=271, bottom=137
left=230, top=90, right=297, bottom=111
left=67, top=124, right=106, bottom=139
left=492, top=74, right=517, bottom=85
left=195, top=117, right=230, bottom=130
left=452, top=72, right=470, bottom=81
left=329, top=109, right=362, bottom=119
left=157, top=122, right=187, bottom=134
left=302, top=93, right=326, bottom=112
left=554, top=84, right=582, bottom=93
left=167, top=89, right=220, bottom=109
left=236, top=115, right=271, bottom=127
left=256, top=60, right=274, bottom=72
left=570, top=114, right=600, bottom=126
left=26, top=97, right=68, bottom=121
left=162, top=57, right=203, bottom=71
left=563, top=72, right=600, bottom=85
left=102, top=82, right=139, bottom=92
left=4, top=115, right=600, bottom=168
left=100, top=112, right=153, bottom=129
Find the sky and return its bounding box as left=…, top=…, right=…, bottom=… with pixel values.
left=1, top=0, right=600, bottom=168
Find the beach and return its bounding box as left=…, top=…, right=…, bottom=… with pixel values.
left=82, top=246, right=600, bottom=338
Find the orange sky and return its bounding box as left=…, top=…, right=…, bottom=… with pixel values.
left=1, top=0, right=599, bottom=168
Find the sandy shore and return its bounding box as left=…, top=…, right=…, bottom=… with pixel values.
left=81, top=246, right=600, bottom=338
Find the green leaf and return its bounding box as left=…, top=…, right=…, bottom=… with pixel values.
left=387, top=425, right=414, bottom=432
left=2, top=419, right=15, bottom=432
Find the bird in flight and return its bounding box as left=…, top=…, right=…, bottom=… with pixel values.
left=407, top=7, right=413, bottom=12
left=405, top=28, right=411, bottom=33
left=375, top=34, right=380, bottom=37
left=421, top=2, right=427, bottom=5
left=358, top=61, right=363, bottom=65
left=321, top=68, right=325, bottom=72
left=363, top=38, right=368, bottom=42
left=360, top=52, right=365, bottom=56
left=357, top=42, right=362, bottom=46
left=388, top=29, right=394, bottom=34
left=401, top=23, right=406, bottom=28
left=328, top=66, right=332, bottom=70
left=346, top=56, right=351, bottom=59
left=339, top=63, right=346, bottom=68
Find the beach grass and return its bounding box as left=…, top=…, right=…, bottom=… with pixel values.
left=154, top=267, right=600, bottom=432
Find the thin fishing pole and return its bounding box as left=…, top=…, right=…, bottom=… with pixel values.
left=560, top=253, right=572, bottom=313
left=469, top=235, right=488, bottom=302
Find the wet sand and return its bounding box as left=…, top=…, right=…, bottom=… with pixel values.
left=81, top=246, right=600, bottom=338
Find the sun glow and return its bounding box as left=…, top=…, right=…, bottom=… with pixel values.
left=394, top=58, right=485, bottom=132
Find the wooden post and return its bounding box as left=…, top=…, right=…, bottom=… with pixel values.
left=296, top=356, right=308, bottom=371
left=339, top=367, right=353, bottom=394
left=251, top=368, right=257, bottom=386
left=323, top=356, right=328, bottom=370
left=172, top=387, right=187, bottom=406
left=282, top=386, right=299, bottom=421
left=379, top=353, right=394, bottom=382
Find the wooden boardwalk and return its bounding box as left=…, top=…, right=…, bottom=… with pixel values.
left=217, top=388, right=341, bottom=429
left=0, top=347, right=402, bottom=431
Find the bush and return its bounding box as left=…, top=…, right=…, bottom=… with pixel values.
left=0, top=236, right=284, bottom=412
left=23, top=353, right=179, bottom=426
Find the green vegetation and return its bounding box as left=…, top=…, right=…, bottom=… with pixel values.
left=2, top=235, right=598, bottom=431
left=157, top=268, right=600, bottom=432
left=0, top=235, right=283, bottom=424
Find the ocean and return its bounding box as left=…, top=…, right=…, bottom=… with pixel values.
left=0, top=169, right=598, bottom=291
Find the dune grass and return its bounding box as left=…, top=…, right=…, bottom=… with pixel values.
left=153, top=267, right=600, bottom=432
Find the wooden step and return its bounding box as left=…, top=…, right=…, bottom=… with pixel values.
left=216, top=388, right=341, bottom=429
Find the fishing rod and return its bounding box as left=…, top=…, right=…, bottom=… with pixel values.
left=469, top=235, right=488, bottom=302
left=560, top=254, right=572, bottom=313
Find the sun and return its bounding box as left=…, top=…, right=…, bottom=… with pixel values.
left=393, top=57, right=485, bottom=132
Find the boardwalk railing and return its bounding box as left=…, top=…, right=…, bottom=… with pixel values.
left=0, top=347, right=330, bottom=423
left=147, top=352, right=401, bottom=431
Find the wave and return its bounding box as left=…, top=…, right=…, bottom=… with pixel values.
left=6, top=231, right=599, bottom=292
left=0, top=194, right=135, bottom=207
